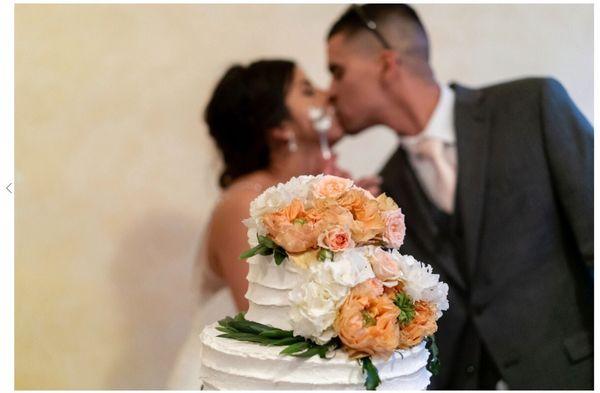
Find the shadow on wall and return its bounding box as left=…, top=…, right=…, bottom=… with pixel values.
left=107, top=210, right=205, bottom=389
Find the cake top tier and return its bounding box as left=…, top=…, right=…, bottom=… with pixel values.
left=243, top=174, right=405, bottom=252
left=239, top=175, right=448, bottom=361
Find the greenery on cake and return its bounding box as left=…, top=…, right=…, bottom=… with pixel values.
left=360, top=357, right=382, bottom=390
left=216, top=313, right=340, bottom=359
left=217, top=312, right=440, bottom=390
left=239, top=235, right=288, bottom=265
left=393, top=292, right=416, bottom=326
left=425, top=335, right=441, bottom=376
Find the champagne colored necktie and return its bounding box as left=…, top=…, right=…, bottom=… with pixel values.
left=412, top=137, right=457, bottom=214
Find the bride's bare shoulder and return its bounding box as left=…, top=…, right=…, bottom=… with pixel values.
left=226, top=172, right=273, bottom=195
left=206, top=172, right=273, bottom=260
left=210, top=172, right=273, bottom=222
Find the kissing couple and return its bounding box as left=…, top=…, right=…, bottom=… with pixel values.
left=170, top=4, right=593, bottom=390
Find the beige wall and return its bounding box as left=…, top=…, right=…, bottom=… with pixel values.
left=15, top=4, right=593, bottom=389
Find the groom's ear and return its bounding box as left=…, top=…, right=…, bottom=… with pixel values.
left=380, top=50, right=401, bottom=80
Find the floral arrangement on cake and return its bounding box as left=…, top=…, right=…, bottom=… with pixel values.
left=217, top=175, right=449, bottom=390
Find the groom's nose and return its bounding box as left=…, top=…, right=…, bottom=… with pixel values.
left=327, top=90, right=336, bottom=105
left=315, top=89, right=331, bottom=106
left=326, top=82, right=336, bottom=101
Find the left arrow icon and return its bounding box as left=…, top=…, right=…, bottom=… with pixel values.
left=6, top=183, right=13, bottom=194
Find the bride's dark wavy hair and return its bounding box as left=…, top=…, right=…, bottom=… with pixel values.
left=205, top=59, right=296, bottom=188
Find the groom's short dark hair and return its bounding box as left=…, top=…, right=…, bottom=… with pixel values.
left=328, top=4, right=430, bottom=61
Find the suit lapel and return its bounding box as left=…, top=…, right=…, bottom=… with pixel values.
left=452, top=83, right=490, bottom=279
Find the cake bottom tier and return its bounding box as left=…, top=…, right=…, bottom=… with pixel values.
left=199, top=323, right=431, bottom=390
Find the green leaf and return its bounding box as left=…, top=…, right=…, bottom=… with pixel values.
left=241, top=235, right=289, bottom=265
left=425, top=335, right=441, bottom=376
left=230, top=314, right=283, bottom=335
left=215, top=326, right=235, bottom=334
left=292, top=218, right=307, bottom=225
left=258, top=235, right=276, bottom=249
left=317, top=247, right=334, bottom=262
left=217, top=316, right=234, bottom=327
left=233, top=312, right=246, bottom=322
left=280, top=341, right=310, bottom=355
left=269, top=336, right=304, bottom=346
left=290, top=346, right=323, bottom=358
left=227, top=320, right=271, bottom=335
left=257, top=246, right=273, bottom=256
left=317, top=346, right=330, bottom=359
left=393, top=292, right=416, bottom=326
left=274, top=248, right=287, bottom=265
left=216, top=333, right=267, bottom=344
left=239, top=244, right=263, bottom=259
left=259, top=329, right=294, bottom=339
left=360, top=357, right=381, bottom=390
left=216, top=313, right=341, bottom=360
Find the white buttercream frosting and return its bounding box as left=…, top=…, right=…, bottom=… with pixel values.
left=199, top=323, right=431, bottom=390
left=244, top=254, right=301, bottom=331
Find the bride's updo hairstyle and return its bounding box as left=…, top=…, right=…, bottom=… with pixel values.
left=205, top=59, right=296, bottom=188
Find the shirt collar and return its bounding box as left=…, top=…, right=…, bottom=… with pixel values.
left=399, top=83, right=456, bottom=148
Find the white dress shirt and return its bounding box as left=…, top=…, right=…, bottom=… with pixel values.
left=399, top=84, right=457, bottom=213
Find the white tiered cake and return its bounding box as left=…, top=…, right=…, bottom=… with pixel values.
left=199, top=175, right=449, bottom=390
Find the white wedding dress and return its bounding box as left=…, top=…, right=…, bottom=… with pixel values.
left=167, top=243, right=238, bottom=390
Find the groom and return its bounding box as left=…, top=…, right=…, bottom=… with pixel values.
left=326, top=4, right=593, bottom=390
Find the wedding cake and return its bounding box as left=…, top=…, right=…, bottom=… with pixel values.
left=199, top=175, right=449, bottom=390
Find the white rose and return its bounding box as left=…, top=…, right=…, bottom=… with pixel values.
left=287, top=175, right=320, bottom=199
left=248, top=175, right=321, bottom=219
left=287, top=247, right=379, bottom=343
left=367, top=247, right=403, bottom=283
left=288, top=260, right=349, bottom=344
left=249, top=187, right=288, bottom=218
left=288, top=281, right=348, bottom=344
left=393, top=251, right=449, bottom=318
left=329, top=247, right=375, bottom=287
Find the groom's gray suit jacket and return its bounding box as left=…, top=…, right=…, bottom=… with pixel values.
left=380, top=78, right=593, bottom=389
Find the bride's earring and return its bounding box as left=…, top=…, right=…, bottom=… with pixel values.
left=287, top=132, right=298, bottom=153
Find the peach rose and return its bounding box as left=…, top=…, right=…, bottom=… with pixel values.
left=313, top=176, right=353, bottom=199
left=351, top=199, right=385, bottom=243
left=376, top=193, right=399, bottom=211
left=307, top=198, right=354, bottom=229
left=397, top=301, right=438, bottom=349
left=334, top=278, right=400, bottom=359
left=382, top=209, right=406, bottom=249
left=337, top=190, right=386, bottom=243
left=352, top=277, right=385, bottom=297
left=273, top=198, right=305, bottom=221
left=262, top=198, right=321, bottom=253
left=369, top=248, right=401, bottom=282
left=318, top=225, right=355, bottom=252
left=337, top=189, right=367, bottom=212
left=266, top=222, right=320, bottom=253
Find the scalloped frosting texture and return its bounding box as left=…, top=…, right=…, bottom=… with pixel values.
left=199, top=323, right=431, bottom=390
left=245, top=254, right=301, bottom=331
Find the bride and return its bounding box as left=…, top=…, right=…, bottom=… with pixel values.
left=167, top=59, right=380, bottom=389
